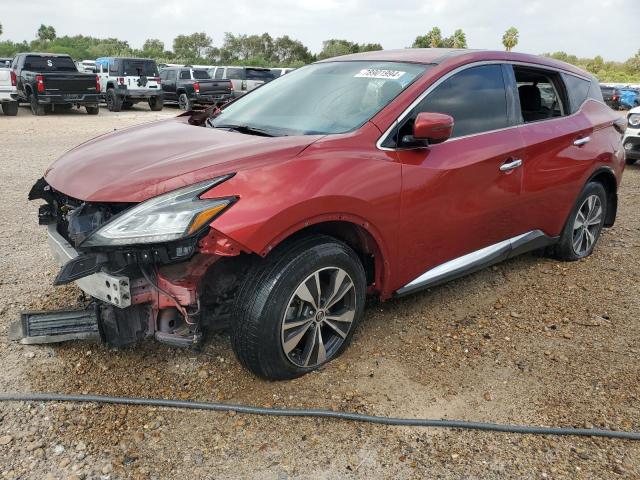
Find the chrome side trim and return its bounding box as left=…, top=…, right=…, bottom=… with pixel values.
left=395, top=230, right=551, bottom=296
left=376, top=59, right=601, bottom=152
left=47, top=224, right=131, bottom=308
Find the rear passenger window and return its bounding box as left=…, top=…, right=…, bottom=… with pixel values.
left=514, top=66, right=566, bottom=122
left=180, top=70, right=191, bottom=80
left=562, top=74, right=590, bottom=114
left=214, top=68, right=224, bottom=79
left=399, top=64, right=508, bottom=140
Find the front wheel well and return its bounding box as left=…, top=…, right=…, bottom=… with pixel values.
left=588, top=169, right=617, bottom=227
left=275, top=221, right=383, bottom=290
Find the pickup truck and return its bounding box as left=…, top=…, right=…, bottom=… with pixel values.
left=0, top=64, right=18, bottom=116
left=13, top=53, right=100, bottom=115
left=159, top=66, right=233, bottom=110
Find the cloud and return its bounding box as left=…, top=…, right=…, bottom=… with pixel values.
left=0, top=0, right=636, bottom=61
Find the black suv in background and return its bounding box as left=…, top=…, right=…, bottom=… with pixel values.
left=159, top=67, right=233, bottom=110
left=600, top=86, right=622, bottom=110
left=13, top=53, right=100, bottom=115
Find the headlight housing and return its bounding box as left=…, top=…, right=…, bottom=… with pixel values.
left=628, top=114, right=640, bottom=128
left=82, top=176, right=234, bottom=247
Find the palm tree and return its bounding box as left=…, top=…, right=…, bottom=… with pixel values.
left=502, top=27, right=519, bottom=52
left=451, top=29, right=467, bottom=49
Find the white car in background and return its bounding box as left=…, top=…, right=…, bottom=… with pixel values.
left=0, top=64, right=18, bottom=116
left=624, top=106, right=640, bottom=164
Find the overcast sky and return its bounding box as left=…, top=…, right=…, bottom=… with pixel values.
left=0, top=0, right=638, bottom=61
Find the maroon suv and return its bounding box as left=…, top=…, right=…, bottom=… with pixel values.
left=26, top=49, right=625, bottom=379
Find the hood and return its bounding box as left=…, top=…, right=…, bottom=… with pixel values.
left=44, top=116, right=322, bottom=202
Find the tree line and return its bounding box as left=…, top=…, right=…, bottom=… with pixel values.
left=0, top=22, right=638, bottom=82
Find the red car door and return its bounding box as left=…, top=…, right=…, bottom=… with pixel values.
left=388, top=64, right=528, bottom=293
left=509, top=66, right=614, bottom=238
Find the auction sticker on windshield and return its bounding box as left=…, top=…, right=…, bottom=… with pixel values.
left=354, top=69, right=406, bottom=80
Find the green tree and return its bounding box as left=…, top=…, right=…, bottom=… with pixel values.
left=0, top=22, right=3, bottom=37
left=317, top=39, right=358, bottom=59
left=317, top=39, right=381, bottom=60
left=502, top=27, right=519, bottom=52
left=449, top=29, right=467, bottom=48
left=37, top=24, right=56, bottom=42
left=173, top=32, right=212, bottom=60
left=142, top=38, right=164, bottom=57
left=271, top=35, right=313, bottom=65
left=413, top=27, right=464, bottom=48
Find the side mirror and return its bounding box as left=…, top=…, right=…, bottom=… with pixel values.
left=402, top=112, right=454, bottom=147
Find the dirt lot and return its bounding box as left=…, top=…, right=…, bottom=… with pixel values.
left=0, top=105, right=638, bottom=479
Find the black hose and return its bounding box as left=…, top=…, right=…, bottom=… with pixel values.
left=1, top=393, right=639, bottom=440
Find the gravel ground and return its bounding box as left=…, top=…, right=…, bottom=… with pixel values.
left=0, top=106, right=639, bottom=479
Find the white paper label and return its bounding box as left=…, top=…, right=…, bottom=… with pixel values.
left=354, top=69, right=406, bottom=80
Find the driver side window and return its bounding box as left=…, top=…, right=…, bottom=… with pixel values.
left=396, top=64, right=509, bottom=143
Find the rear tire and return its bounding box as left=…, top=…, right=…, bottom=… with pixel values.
left=177, top=93, right=192, bottom=111
left=148, top=96, right=163, bottom=111
left=230, top=235, right=366, bottom=380
left=105, top=88, right=122, bottom=112
left=29, top=95, right=46, bottom=116
left=85, top=104, right=99, bottom=115
left=547, top=182, right=607, bottom=261
left=1, top=101, right=18, bottom=116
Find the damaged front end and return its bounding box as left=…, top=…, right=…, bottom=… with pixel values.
left=16, top=176, right=250, bottom=348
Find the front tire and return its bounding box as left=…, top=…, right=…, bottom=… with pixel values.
left=230, top=236, right=366, bottom=380
left=85, top=104, right=99, bottom=115
left=1, top=101, right=18, bottom=116
left=148, top=96, right=163, bottom=111
left=548, top=182, right=607, bottom=261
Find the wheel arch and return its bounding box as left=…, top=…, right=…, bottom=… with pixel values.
left=263, top=216, right=390, bottom=297
left=587, top=166, right=617, bottom=227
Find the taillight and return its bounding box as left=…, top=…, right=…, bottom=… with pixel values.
left=612, top=95, right=619, bottom=101
left=241, top=80, right=247, bottom=90
left=152, top=77, right=161, bottom=84
left=36, top=75, right=45, bottom=93
left=193, top=82, right=200, bottom=93
left=118, top=77, right=125, bottom=85
left=95, top=75, right=100, bottom=93
left=229, top=82, right=234, bottom=91
left=10, top=70, right=16, bottom=86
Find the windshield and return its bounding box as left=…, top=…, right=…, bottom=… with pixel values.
left=24, top=56, right=77, bottom=72
left=121, top=59, right=158, bottom=76
left=211, top=61, right=428, bottom=135
left=192, top=69, right=210, bottom=80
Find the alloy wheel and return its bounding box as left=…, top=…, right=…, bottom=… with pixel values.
left=572, top=194, right=603, bottom=256
left=281, top=267, right=356, bottom=368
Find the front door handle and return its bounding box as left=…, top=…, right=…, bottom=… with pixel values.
left=573, top=136, right=591, bottom=147
left=499, top=158, right=523, bottom=172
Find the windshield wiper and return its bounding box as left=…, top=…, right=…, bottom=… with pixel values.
left=214, top=124, right=276, bottom=137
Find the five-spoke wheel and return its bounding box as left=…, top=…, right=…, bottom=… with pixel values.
left=281, top=267, right=356, bottom=368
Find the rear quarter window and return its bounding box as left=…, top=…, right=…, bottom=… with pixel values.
left=562, top=73, right=592, bottom=113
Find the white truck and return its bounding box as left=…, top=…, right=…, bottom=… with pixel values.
left=95, top=57, right=163, bottom=111
left=624, top=106, right=640, bottom=165
left=0, top=64, right=18, bottom=116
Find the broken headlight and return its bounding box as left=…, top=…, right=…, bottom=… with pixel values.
left=82, top=176, right=234, bottom=247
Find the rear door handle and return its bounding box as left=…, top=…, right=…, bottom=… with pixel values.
left=499, top=158, right=523, bottom=172
left=573, top=136, right=591, bottom=147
